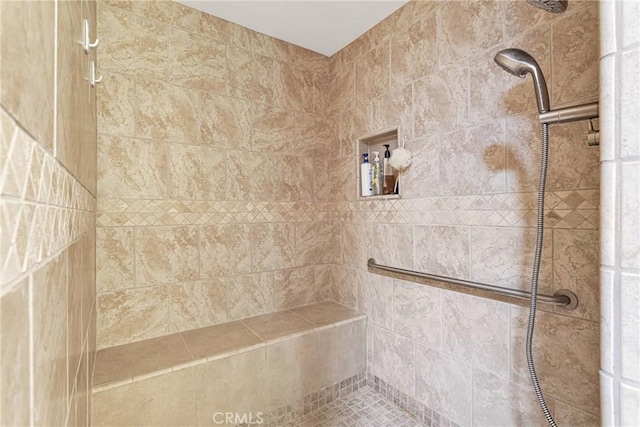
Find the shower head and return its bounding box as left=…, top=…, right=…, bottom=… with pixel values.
left=494, top=48, right=550, bottom=114
left=526, top=0, right=567, bottom=13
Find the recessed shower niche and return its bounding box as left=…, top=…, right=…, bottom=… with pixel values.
left=357, top=127, right=401, bottom=199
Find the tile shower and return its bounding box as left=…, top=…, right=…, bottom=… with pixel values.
left=0, top=1, right=638, bottom=427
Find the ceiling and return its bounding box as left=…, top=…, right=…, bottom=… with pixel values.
left=176, top=1, right=408, bottom=57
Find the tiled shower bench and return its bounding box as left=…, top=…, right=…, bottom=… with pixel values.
left=91, top=302, right=367, bottom=426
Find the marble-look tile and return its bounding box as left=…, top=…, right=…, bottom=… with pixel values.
left=372, top=325, right=415, bottom=395
left=266, top=332, right=322, bottom=409
left=1, top=0, right=55, bottom=149
left=81, top=229, right=97, bottom=338
left=226, top=151, right=273, bottom=201
left=440, top=121, right=506, bottom=196
left=415, top=344, right=472, bottom=426
left=242, top=310, right=314, bottom=341
left=291, top=301, right=361, bottom=327
left=97, top=72, right=135, bottom=137
left=472, top=368, right=554, bottom=426
left=505, top=113, right=599, bottom=192
left=321, top=319, right=366, bottom=387
left=554, top=229, right=599, bottom=321
left=97, top=135, right=168, bottom=199
left=274, top=266, right=316, bottom=310
left=503, top=0, right=556, bottom=39
left=67, top=240, right=84, bottom=403
left=313, top=158, right=331, bottom=201
left=471, top=226, right=553, bottom=293
left=195, top=348, right=266, bottom=426
left=355, top=42, right=389, bottom=101
left=133, top=0, right=199, bottom=31
left=296, top=113, right=330, bottom=158
left=330, top=155, right=355, bottom=201
left=252, top=223, right=295, bottom=272
left=342, top=222, right=371, bottom=269
left=0, top=279, right=29, bottom=427
left=169, top=33, right=229, bottom=94
left=93, top=368, right=196, bottom=427
left=227, top=48, right=276, bottom=105
left=274, top=155, right=314, bottom=201
left=555, top=400, right=600, bottom=427
left=415, top=225, right=470, bottom=279
left=32, top=254, right=68, bottom=426
left=199, top=93, right=252, bottom=151
left=181, top=320, right=262, bottom=360
left=277, top=63, right=314, bottom=113
left=442, top=290, right=509, bottom=376
left=331, top=266, right=360, bottom=308
left=393, top=279, right=441, bottom=349
left=252, top=104, right=296, bottom=153
left=390, top=14, right=437, bottom=91
left=200, top=224, right=252, bottom=278
left=621, top=48, right=640, bottom=158
left=295, top=221, right=341, bottom=267
left=402, top=135, right=439, bottom=198
left=313, top=264, right=334, bottom=302
left=134, top=80, right=200, bottom=143
left=510, top=307, right=600, bottom=414
left=551, top=3, right=599, bottom=106
left=329, top=62, right=355, bottom=113
left=371, top=223, right=414, bottom=270
left=413, top=65, right=468, bottom=137
left=96, top=227, right=133, bottom=292
left=436, top=0, right=503, bottom=67
left=97, top=286, right=169, bottom=349
left=621, top=162, right=640, bottom=268
left=621, top=273, right=640, bottom=382
left=93, top=333, right=191, bottom=386
left=135, top=226, right=198, bottom=286
left=369, top=85, right=412, bottom=136
left=168, top=143, right=226, bottom=200
left=169, top=280, right=227, bottom=332
left=358, top=273, right=393, bottom=329
left=339, top=103, right=368, bottom=157
left=199, top=12, right=250, bottom=48
left=227, top=272, right=274, bottom=321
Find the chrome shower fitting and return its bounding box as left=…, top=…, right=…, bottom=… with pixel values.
left=527, top=0, right=567, bottom=13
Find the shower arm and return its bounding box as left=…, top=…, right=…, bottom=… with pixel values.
left=538, top=101, right=598, bottom=125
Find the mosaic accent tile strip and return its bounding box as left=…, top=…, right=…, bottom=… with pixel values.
left=0, top=108, right=96, bottom=290
left=96, top=190, right=598, bottom=229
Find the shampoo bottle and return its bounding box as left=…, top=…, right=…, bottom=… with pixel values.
left=361, top=153, right=373, bottom=197
left=372, top=151, right=383, bottom=196
left=383, top=144, right=394, bottom=195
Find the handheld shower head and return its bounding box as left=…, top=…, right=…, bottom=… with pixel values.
left=494, top=48, right=550, bottom=114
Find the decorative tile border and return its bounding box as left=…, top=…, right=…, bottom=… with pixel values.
left=96, top=189, right=598, bottom=230
left=1, top=108, right=96, bottom=291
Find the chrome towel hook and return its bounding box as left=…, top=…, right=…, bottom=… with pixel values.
left=83, top=19, right=99, bottom=53
left=90, top=61, right=102, bottom=87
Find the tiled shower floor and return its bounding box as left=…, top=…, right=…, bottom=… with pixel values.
left=282, top=386, right=426, bottom=427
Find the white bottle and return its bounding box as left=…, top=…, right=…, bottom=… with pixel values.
left=361, top=153, right=373, bottom=197
left=372, top=151, right=383, bottom=196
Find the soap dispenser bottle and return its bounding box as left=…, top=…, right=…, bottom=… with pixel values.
left=383, top=144, right=394, bottom=195
left=372, top=151, right=383, bottom=196
left=361, top=153, right=373, bottom=197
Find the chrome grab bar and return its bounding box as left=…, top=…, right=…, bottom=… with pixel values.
left=367, top=258, right=578, bottom=309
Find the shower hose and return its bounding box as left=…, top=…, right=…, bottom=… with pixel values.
left=528, top=122, right=556, bottom=427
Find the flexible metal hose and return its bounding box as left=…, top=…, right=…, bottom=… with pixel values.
left=527, top=122, right=556, bottom=426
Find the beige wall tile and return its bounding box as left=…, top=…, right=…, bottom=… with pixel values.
left=199, top=12, right=250, bottom=47
left=97, top=286, right=169, bottom=348
left=415, top=344, right=472, bottom=426
left=369, top=85, right=412, bottom=136
left=227, top=151, right=274, bottom=201
left=415, top=225, right=470, bottom=279
left=135, top=226, right=198, bottom=286
left=372, top=325, right=415, bottom=395
left=200, top=93, right=252, bottom=150
left=371, top=223, right=414, bottom=270
left=195, top=349, right=266, bottom=426
left=200, top=224, right=252, bottom=278
left=97, top=135, right=168, bottom=199
left=321, top=319, right=367, bottom=387
left=274, top=155, right=314, bottom=201
left=133, top=1, right=199, bottom=31
left=1, top=0, right=55, bottom=150
left=331, top=266, right=360, bottom=308
left=168, top=143, right=226, bottom=200
left=67, top=240, right=84, bottom=402
left=393, top=279, right=441, bottom=349
left=555, top=400, right=600, bottom=427
left=97, top=72, right=135, bottom=137
left=296, top=112, right=330, bottom=158
left=252, top=104, right=296, bottom=153
left=252, top=223, right=295, bottom=271
left=169, top=280, right=227, bottom=332
left=134, top=80, right=200, bottom=143
left=390, top=14, right=437, bottom=92
left=295, top=221, right=341, bottom=267
left=510, top=307, right=600, bottom=414
left=274, top=266, right=316, bottom=310
left=342, top=222, right=372, bottom=270
left=227, top=272, right=275, bottom=320
left=93, top=368, right=196, bottom=426
left=266, top=332, right=322, bottom=409
left=242, top=310, right=314, bottom=341
left=313, top=158, right=331, bottom=201
left=181, top=320, right=261, bottom=360
left=32, top=254, right=68, bottom=426
left=0, top=279, right=30, bottom=427
left=356, top=43, right=390, bottom=102
left=401, top=135, right=439, bottom=198
left=96, top=227, right=134, bottom=292
left=358, top=273, right=393, bottom=329
left=442, top=291, right=509, bottom=377
left=277, top=64, right=314, bottom=113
